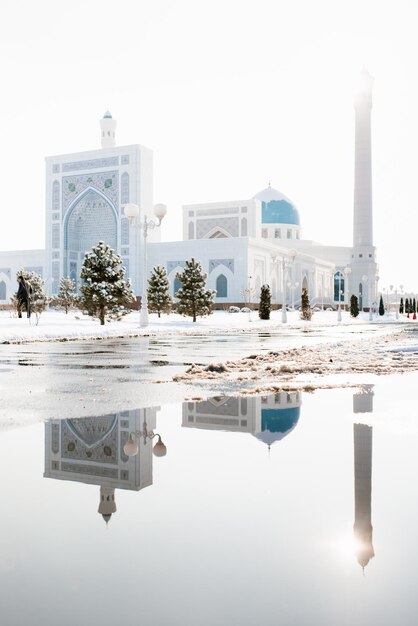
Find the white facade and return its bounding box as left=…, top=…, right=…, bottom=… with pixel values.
left=0, top=71, right=378, bottom=309
left=44, top=407, right=158, bottom=524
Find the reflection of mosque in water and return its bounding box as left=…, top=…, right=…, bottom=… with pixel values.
left=44, top=407, right=159, bottom=524
left=183, top=391, right=301, bottom=448
left=353, top=388, right=374, bottom=571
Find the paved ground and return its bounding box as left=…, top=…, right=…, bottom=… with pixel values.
left=0, top=324, right=399, bottom=425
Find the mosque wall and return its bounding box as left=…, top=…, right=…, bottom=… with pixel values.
left=44, top=143, right=153, bottom=297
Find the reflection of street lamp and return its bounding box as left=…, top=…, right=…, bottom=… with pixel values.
left=124, top=202, right=167, bottom=328
left=124, top=420, right=167, bottom=458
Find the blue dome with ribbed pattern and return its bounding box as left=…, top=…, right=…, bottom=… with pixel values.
left=254, top=186, right=300, bottom=226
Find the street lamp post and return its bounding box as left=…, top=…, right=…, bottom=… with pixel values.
left=281, top=257, right=288, bottom=324
left=124, top=202, right=167, bottom=328
left=123, top=420, right=167, bottom=458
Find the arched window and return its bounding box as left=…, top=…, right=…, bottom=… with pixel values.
left=188, top=221, right=194, bottom=239
left=216, top=274, right=227, bottom=298
left=0, top=281, right=6, bottom=300
left=334, top=271, right=345, bottom=302
left=174, top=277, right=181, bottom=296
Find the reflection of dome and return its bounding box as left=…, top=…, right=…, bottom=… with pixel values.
left=102, top=514, right=112, bottom=524
left=254, top=407, right=300, bottom=447
left=254, top=186, right=300, bottom=226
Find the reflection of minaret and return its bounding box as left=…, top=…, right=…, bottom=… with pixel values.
left=353, top=423, right=374, bottom=571
left=98, top=486, right=116, bottom=524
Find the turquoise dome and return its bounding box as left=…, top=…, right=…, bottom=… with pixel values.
left=254, top=186, right=300, bottom=226
left=254, top=407, right=300, bottom=447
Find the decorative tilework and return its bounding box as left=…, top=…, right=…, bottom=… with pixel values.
left=62, top=171, right=119, bottom=215
left=52, top=180, right=60, bottom=212
left=209, top=259, right=234, bottom=273
left=121, top=155, right=130, bottom=165
left=197, top=217, right=239, bottom=238
left=121, top=431, right=129, bottom=463
left=51, top=423, right=60, bottom=453
left=198, top=207, right=239, bottom=217
left=167, top=260, right=186, bottom=274
left=62, top=416, right=118, bottom=464
left=61, top=462, right=118, bottom=479
left=52, top=223, right=60, bottom=249
left=52, top=164, right=60, bottom=173
left=0, top=268, right=11, bottom=279
left=121, top=172, right=129, bottom=204
left=52, top=212, right=60, bottom=221
left=62, top=157, right=119, bottom=172
left=121, top=217, right=129, bottom=245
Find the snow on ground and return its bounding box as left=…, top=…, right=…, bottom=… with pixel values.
left=0, top=307, right=411, bottom=344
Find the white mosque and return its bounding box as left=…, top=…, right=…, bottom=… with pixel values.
left=0, top=69, right=377, bottom=310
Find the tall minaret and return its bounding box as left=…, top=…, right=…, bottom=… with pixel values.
left=353, top=423, right=375, bottom=572
left=351, top=68, right=378, bottom=310
left=100, top=110, right=117, bottom=148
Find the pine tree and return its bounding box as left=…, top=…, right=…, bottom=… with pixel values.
left=405, top=297, right=410, bottom=314
left=379, top=294, right=385, bottom=316
left=259, top=284, right=271, bottom=320
left=79, top=241, right=134, bottom=325
left=147, top=265, right=172, bottom=318
left=399, top=297, right=404, bottom=314
left=300, top=287, right=313, bottom=321
left=50, top=277, right=78, bottom=314
left=175, top=258, right=215, bottom=322
left=414, top=298, right=416, bottom=313
left=15, top=270, right=48, bottom=324
left=350, top=294, right=359, bottom=317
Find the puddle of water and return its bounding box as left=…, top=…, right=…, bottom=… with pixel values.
left=0, top=375, right=418, bottom=624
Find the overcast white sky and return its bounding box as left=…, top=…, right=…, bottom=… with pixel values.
left=1, top=0, right=417, bottom=291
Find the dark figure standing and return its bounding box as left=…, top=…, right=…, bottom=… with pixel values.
left=17, top=275, right=32, bottom=318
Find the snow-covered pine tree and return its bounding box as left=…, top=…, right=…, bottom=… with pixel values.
left=405, top=297, right=409, bottom=313
left=79, top=241, right=134, bottom=325
left=379, top=294, right=385, bottom=316
left=259, top=284, right=271, bottom=320
left=300, top=287, right=313, bottom=320
left=15, top=269, right=48, bottom=324
left=175, top=258, right=215, bottom=322
left=147, top=265, right=172, bottom=317
left=350, top=294, right=359, bottom=317
left=399, top=297, right=404, bottom=314
left=50, top=277, right=78, bottom=314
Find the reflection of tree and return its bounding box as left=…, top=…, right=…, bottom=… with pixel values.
left=353, top=423, right=374, bottom=571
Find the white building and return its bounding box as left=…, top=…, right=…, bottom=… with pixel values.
left=44, top=407, right=159, bottom=524
left=0, top=70, right=378, bottom=310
